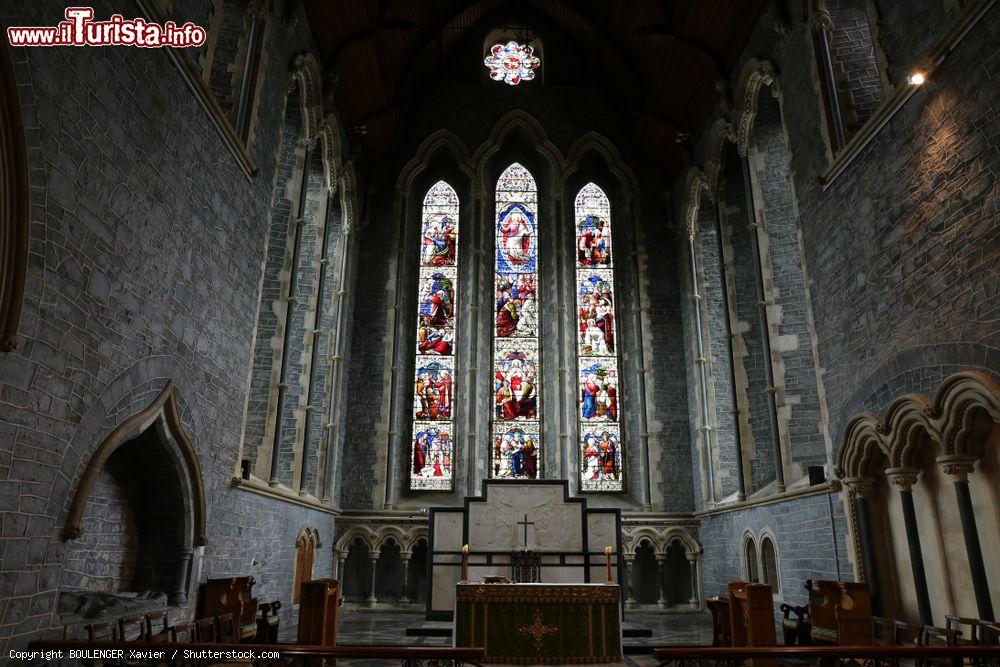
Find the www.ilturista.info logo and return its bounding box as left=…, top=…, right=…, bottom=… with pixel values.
left=7, top=7, right=207, bottom=47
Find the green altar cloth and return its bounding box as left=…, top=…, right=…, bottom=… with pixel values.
left=454, top=583, right=622, bottom=664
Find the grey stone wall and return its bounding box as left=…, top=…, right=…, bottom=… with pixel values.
left=0, top=0, right=336, bottom=650
left=826, top=0, right=885, bottom=134
left=699, top=491, right=853, bottom=606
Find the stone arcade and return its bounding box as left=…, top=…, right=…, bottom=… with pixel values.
left=0, top=0, right=998, bottom=662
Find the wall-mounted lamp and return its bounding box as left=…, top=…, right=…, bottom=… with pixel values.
left=908, top=72, right=926, bottom=86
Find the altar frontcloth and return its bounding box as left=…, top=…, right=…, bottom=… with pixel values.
left=454, top=583, right=622, bottom=664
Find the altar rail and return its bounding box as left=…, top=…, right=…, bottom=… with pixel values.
left=655, top=644, right=1000, bottom=666
left=28, top=639, right=485, bottom=666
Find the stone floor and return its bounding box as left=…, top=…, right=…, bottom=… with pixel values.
left=306, top=608, right=714, bottom=666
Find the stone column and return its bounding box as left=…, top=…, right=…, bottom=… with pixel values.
left=843, top=476, right=884, bottom=616
left=337, top=553, right=347, bottom=588
left=367, top=551, right=380, bottom=607
left=169, top=547, right=194, bottom=606
left=938, top=455, right=995, bottom=621
left=624, top=556, right=636, bottom=608
left=656, top=555, right=668, bottom=609
left=687, top=553, right=700, bottom=609
left=886, top=467, right=932, bottom=625
left=400, top=553, right=412, bottom=604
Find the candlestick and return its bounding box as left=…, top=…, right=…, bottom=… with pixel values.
left=605, top=546, right=613, bottom=585
left=461, top=544, right=469, bottom=583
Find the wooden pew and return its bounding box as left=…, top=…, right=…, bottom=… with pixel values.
left=298, top=579, right=341, bottom=666
left=808, top=580, right=873, bottom=645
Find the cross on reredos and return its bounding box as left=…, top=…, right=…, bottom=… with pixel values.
left=517, top=514, right=535, bottom=549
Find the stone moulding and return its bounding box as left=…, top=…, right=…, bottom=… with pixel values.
left=62, top=382, right=208, bottom=547
left=0, top=38, right=28, bottom=354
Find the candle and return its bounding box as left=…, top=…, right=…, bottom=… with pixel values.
left=462, top=544, right=469, bottom=554
left=605, top=546, right=613, bottom=585
left=460, top=544, right=469, bottom=583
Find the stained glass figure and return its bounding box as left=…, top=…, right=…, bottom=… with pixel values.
left=410, top=182, right=459, bottom=491
left=492, top=164, right=541, bottom=479
left=484, top=41, right=540, bottom=86
left=575, top=184, right=624, bottom=491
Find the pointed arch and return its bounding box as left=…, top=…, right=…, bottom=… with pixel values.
left=680, top=167, right=710, bottom=240
left=317, top=113, right=344, bottom=195
left=395, top=129, right=474, bottom=195
left=62, top=382, right=207, bottom=547
left=732, top=58, right=778, bottom=156
left=703, top=119, right=735, bottom=195
left=291, top=52, right=324, bottom=144
left=474, top=111, right=564, bottom=191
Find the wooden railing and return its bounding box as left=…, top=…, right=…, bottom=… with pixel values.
left=655, top=644, right=1000, bottom=666
left=27, top=639, right=485, bottom=666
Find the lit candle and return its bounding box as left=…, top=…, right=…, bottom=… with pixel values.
left=462, top=544, right=469, bottom=554
left=460, top=544, right=469, bottom=583
left=605, top=546, right=613, bottom=585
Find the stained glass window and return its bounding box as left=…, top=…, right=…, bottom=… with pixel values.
left=484, top=41, right=540, bottom=86
left=410, top=181, right=459, bottom=491
left=575, top=183, right=624, bottom=491
left=492, top=163, right=541, bottom=479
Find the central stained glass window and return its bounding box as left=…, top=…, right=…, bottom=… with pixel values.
left=491, top=163, right=540, bottom=479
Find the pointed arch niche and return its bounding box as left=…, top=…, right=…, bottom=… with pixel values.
left=62, top=382, right=207, bottom=607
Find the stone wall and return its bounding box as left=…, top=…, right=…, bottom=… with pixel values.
left=688, top=0, right=999, bottom=592
left=0, top=0, right=337, bottom=650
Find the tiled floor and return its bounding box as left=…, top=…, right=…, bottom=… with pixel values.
left=301, top=607, right=713, bottom=666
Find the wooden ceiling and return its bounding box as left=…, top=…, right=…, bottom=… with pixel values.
left=304, top=0, right=766, bottom=177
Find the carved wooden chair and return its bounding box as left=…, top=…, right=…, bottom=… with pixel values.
left=779, top=581, right=813, bottom=646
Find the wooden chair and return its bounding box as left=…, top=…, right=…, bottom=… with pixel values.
left=169, top=622, right=194, bottom=643
left=920, top=625, right=960, bottom=667
left=779, top=602, right=811, bottom=646
left=85, top=621, right=116, bottom=642
left=892, top=619, right=922, bottom=647
left=145, top=611, right=170, bottom=642
left=256, top=601, right=282, bottom=644
left=117, top=615, right=145, bottom=642
left=195, top=617, right=217, bottom=643
left=873, top=616, right=895, bottom=646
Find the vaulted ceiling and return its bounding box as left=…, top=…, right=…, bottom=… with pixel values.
left=304, top=0, right=766, bottom=178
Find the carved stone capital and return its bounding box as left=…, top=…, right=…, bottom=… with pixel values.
left=936, top=454, right=977, bottom=483
left=885, top=467, right=921, bottom=492
left=842, top=476, right=877, bottom=499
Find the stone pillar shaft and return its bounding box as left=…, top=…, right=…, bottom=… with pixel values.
left=887, top=468, right=932, bottom=625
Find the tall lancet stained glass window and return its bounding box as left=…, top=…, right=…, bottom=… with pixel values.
left=410, top=181, right=459, bottom=491
left=492, top=163, right=541, bottom=479
left=575, top=183, right=624, bottom=491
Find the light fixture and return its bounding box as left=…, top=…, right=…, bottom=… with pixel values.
left=908, top=72, right=926, bottom=86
